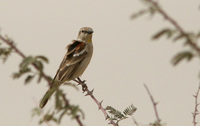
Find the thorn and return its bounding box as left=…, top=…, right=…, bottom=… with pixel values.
left=99, top=100, right=103, bottom=105
left=85, top=93, right=89, bottom=96
left=154, top=102, right=159, bottom=105
left=81, top=80, right=86, bottom=83
left=89, top=89, right=94, bottom=95
left=105, top=115, right=110, bottom=120
left=85, top=89, right=94, bottom=96
left=98, top=105, right=101, bottom=110
left=98, top=100, right=103, bottom=110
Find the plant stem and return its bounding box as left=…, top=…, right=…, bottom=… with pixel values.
left=146, top=0, right=200, bottom=56
left=144, top=84, right=161, bottom=125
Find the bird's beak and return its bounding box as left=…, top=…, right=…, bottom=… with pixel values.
left=87, top=30, right=93, bottom=34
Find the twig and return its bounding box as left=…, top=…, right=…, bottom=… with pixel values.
left=0, top=34, right=84, bottom=126
left=192, top=83, right=200, bottom=126
left=132, top=116, right=139, bottom=126
left=0, top=34, right=52, bottom=86
left=146, top=0, right=200, bottom=56
left=0, top=35, right=26, bottom=58
left=75, top=116, right=83, bottom=126
left=74, top=78, right=118, bottom=126
left=144, top=84, right=161, bottom=125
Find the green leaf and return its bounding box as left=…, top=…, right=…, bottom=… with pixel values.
left=131, top=9, right=148, bottom=19
left=71, top=106, right=80, bottom=119
left=173, top=33, right=185, bottom=42
left=58, top=109, right=67, bottom=123
left=172, top=51, right=194, bottom=65
left=79, top=109, right=85, bottom=119
left=31, top=107, right=42, bottom=117
left=55, top=89, right=64, bottom=110
left=37, top=72, right=43, bottom=83
left=152, top=28, right=174, bottom=40
left=123, top=104, right=137, bottom=116
left=34, top=61, right=43, bottom=71
left=149, top=6, right=157, bottom=16
left=43, top=113, right=54, bottom=121
left=106, top=106, right=125, bottom=119
left=12, top=67, right=31, bottom=79
left=20, top=56, right=36, bottom=68
left=150, top=121, right=163, bottom=126
left=0, top=47, right=12, bottom=63
left=24, top=75, right=35, bottom=84
left=36, top=55, right=49, bottom=63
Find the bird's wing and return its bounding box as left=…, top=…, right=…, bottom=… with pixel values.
left=53, top=41, right=87, bottom=83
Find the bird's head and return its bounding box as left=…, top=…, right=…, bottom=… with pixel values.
left=77, top=27, right=94, bottom=43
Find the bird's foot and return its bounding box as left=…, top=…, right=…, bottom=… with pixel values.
left=77, top=77, right=87, bottom=92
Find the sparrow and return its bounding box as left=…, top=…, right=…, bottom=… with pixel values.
left=39, top=27, right=94, bottom=108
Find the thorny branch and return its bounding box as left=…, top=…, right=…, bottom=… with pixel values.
left=192, top=83, right=200, bottom=126
left=146, top=0, right=200, bottom=56
left=74, top=78, right=118, bottom=126
left=144, top=84, right=161, bottom=126
left=0, top=34, right=83, bottom=126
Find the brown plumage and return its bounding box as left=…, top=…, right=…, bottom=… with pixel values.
left=39, top=27, right=94, bottom=108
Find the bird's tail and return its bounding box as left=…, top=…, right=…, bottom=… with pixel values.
left=39, top=86, right=58, bottom=108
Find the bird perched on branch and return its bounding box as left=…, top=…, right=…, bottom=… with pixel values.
left=39, top=27, right=94, bottom=108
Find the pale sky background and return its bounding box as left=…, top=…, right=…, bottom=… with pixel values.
left=0, top=0, right=200, bottom=126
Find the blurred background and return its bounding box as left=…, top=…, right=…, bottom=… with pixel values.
left=0, top=0, right=199, bottom=126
